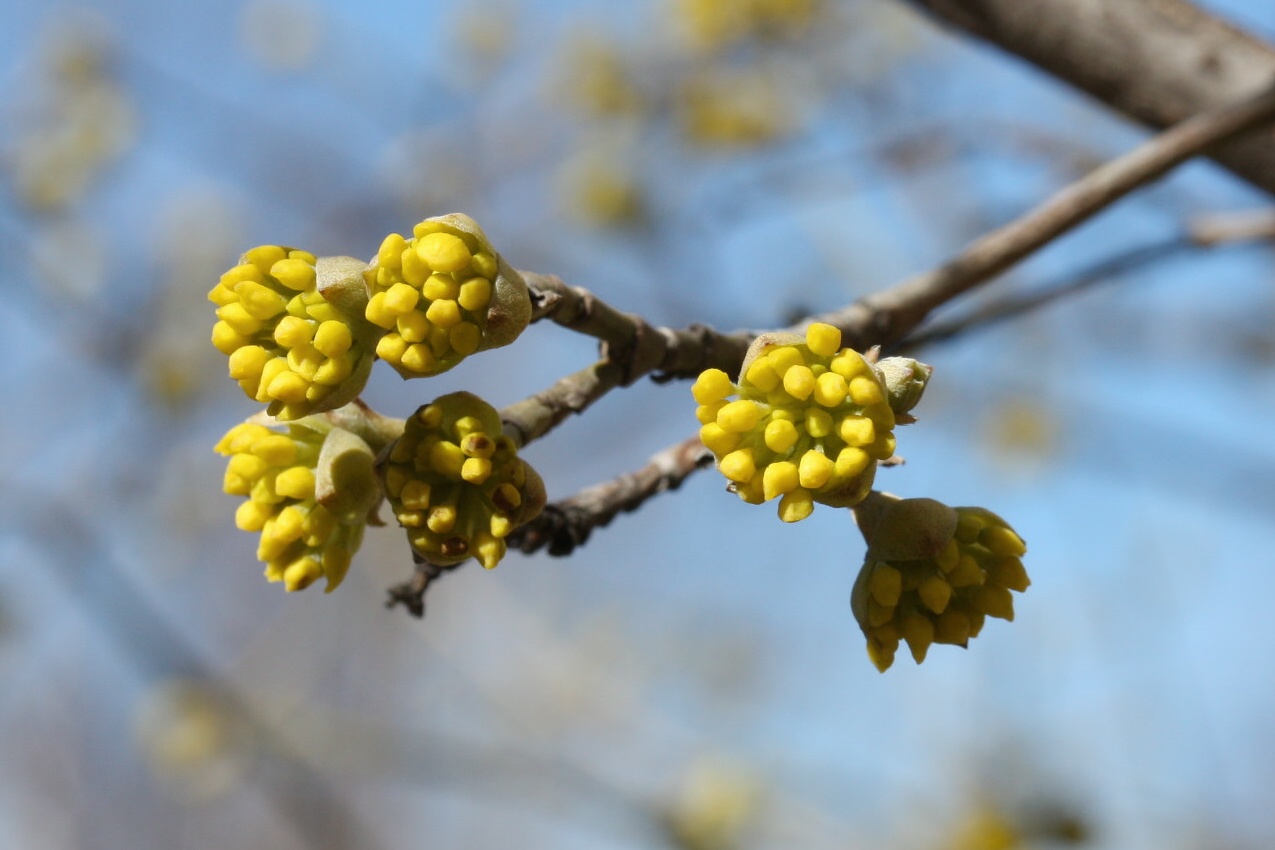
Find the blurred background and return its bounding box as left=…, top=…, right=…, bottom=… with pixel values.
left=3, top=0, right=1275, bottom=847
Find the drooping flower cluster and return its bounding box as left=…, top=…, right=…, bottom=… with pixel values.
left=384, top=392, right=545, bottom=570
left=850, top=494, right=1029, bottom=672
left=693, top=323, right=901, bottom=522
left=363, top=214, right=530, bottom=379
left=215, top=418, right=379, bottom=592
left=208, top=247, right=376, bottom=420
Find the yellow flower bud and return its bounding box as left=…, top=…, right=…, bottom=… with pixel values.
left=362, top=214, right=530, bottom=379
left=850, top=494, right=1029, bottom=671
left=208, top=251, right=380, bottom=420
left=693, top=323, right=909, bottom=521
left=384, top=392, right=544, bottom=569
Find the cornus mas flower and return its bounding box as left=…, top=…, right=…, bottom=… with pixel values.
left=215, top=415, right=382, bottom=592
left=693, top=323, right=908, bottom=522
left=209, top=247, right=377, bottom=420
left=850, top=493, right=1029, bottom=672
left=384, top=392, right=545, bottom=570
left=364, top=213, right=530, bottom=379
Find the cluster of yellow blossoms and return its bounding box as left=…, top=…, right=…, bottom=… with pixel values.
left=674, top=0, right=824, bottom=54
left=211, top=215, right=542, bottom=590
left=215, top=419, right=370, bottom=592
left=693, top=322, right=898, bottom=522
left=384, top=393, right=545, bottom=570
left=209, top=248, right=374, bottom=420
left=851, top=496, right=1029, bottom=672
left=363, top=215, right=529, bottom=379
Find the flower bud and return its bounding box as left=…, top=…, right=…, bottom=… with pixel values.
left=363, top=214, right=531, bottom=379
left=850, top=493, right=1029, bottom=671
left=383, top=392, right=545, bottom=569
left=692, top=322, right=902, bottom=521
left=209, top=248, right=380, bottom=420
left=215, top=414, right=381, bottom=592
left=874, top=356, right=933, bottom=424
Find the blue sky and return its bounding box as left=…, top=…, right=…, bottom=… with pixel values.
left=3, top=1, right=1275, bottom=848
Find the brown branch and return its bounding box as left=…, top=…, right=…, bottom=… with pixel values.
left=898, top=237, right=1193, bottom=349
left=1188, top=208, right=1275, bottom=245
left=384, top=554, right=463, bottom=618
left=499, top=359, right=626, bottom=449
left=806, top=80, right=1275, bottom=351
left=905, top=0, right=1275, bottom=195
left=501, top=83, right=1275, bottom=449
left=508, top=436, right=714, bottom=557
left=902, top=210, right=1275, bottom=349
left=524, top=271, right=752, bottom=384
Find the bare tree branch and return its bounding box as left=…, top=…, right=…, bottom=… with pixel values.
left=1189, top=208, right=1275, bottom=245
left=902, top=209, right=1275, bottom=349
left=806, top=81, right=1275, bottom=350
left=498, top=84, right=1275, bottom=452
left=509, top=436, right=714, bottom=557
left=898, top=237, right=1193, bottom=349
left=905, top=0, right=1275, bottom=195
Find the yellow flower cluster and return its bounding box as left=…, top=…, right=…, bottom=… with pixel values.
left=693, top=323, right=896, bottom=522
left=384, top=392, right=545, bottom=570
left=215, top=420, right=365, bottom=592
left=676, top=67, right=792, bottom=147
left=364, top=219, right=500, bottom=378
left=560, top=35, right=645, bottom=118
left=674, top=0, right=823, bottom=53
left=208, top=247, right=373, bottom=420
left=853, top=507, right=1029, bottom=672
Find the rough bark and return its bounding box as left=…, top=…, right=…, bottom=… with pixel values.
left=906, top=0, right=1275, bottom=195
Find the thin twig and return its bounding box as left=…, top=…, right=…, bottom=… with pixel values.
left=404, top=83, right=1275, bottom=601
left=524, top=270, right=752, bottom=383
left=806, top=80, right=1275, bottom=351
left=902, top=208, right=1275, bottom=349
left=508, top=435, right=714, bottom=557
left=1188, top=208, right=1275, bottom=246
left=897, top=237, right=1193, bottom=349
left=505, top=82, right=1275, bottom=449
left=499, top=359, right=627, bottom=449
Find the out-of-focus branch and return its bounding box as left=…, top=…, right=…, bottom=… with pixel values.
left=1189, top=208, right=1275, bottom=246
left=509, top=436, right=713, bottom=557
left=904, top=0, right=1275, bottom=196
left=11, top=491, right=386, bottom=850
left=901, top=208, right=1275, bottom=349
left=898, top=238, right=1193, bottom=349
left=807, top=81, right=1275, bottom=351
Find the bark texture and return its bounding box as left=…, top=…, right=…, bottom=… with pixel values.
left=907, top=0, right=1275, bottom=195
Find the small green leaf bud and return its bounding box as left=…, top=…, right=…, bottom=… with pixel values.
left=873, top=356, right=933, bottom=423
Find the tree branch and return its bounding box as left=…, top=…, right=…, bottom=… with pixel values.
left=904, top=0, right=1275, bottom=195
left=807, top=80, right=1275, bottom=351
left=498, top=84, right=1275, bottom=452
left=508, top=436, right=714, bottom=557
left=901, top=209, right=1275, bottom=349
left=898, top=237, right=1193, bottom=349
